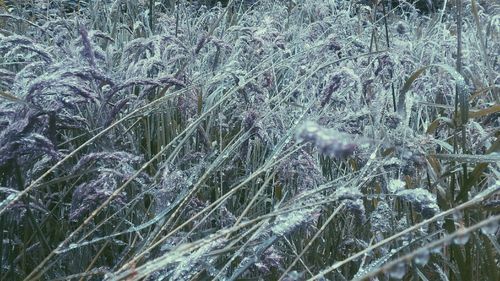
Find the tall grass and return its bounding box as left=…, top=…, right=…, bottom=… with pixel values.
left=0, top=0, right=498, bottom=280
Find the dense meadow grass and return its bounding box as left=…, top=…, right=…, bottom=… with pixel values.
left=0, top=0, right=498, bottom=280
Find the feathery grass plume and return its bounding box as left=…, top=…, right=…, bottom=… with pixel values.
left=71, top=151, right=143, bottom=173
left=0, top=35, right=52, bottom=63
left=252, top=246, right=284, bottom=275
left=17, top=133, right=61, bottom=160
left=41, top=18, right=75, bottom=47
left=276, top=148, right=325, bottom=195
left=119, top=35, right=189, bottom=78
left=319, top=67, right=362, bottom=110
left=320, top=73, right=342, bottom=107
left=0, top=68, right=15, bottom=88
left=271, top=205, right=322, bottom=237
left=370, top=200, right=393, bottom=234
left=69, top=151, right=147, bottom=220
left=0, top=108, right=60, bottom=168
left=374, top=54, right=394, bottom=78
left=77, top=23, right=97, bottom=68
left=395, top=188, right=440, bottom=219
left=69, top=175, right=124, bottom=221
left=383, top=111, right=402, bottom=129
left=343, top=198, right=367, bottom=223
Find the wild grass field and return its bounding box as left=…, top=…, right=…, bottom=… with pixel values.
left=0, top=0, right=498, bottom=280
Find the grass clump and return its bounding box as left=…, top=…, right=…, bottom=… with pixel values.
left=0, top=0, right=498, bottom=280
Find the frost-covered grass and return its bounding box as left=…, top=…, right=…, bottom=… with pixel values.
left=0, top=0, right=498, bottom=280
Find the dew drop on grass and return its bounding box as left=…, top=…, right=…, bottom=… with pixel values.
left=452, top=231, right=470, bottom=245
left=480, top=221, right=498, bottom=235
left=388, top=262, right=407, bottom=279
left=436, top=218, right=444, bottom=228
left=414, top=249, right=430, bottom=266
left=418, top=225, right=428, bottom=235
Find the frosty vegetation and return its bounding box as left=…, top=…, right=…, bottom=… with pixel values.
left=0, top=0, right=498, bottom=280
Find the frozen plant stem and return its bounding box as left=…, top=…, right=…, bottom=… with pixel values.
left=279, top=204, right=345, bottom=280
left=307, top=184, right=499, bottom=280
left=19, top=84, right=190, bottom=281
left=354, top=214, right=500, bottom=281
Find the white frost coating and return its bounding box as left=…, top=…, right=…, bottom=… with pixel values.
left=271, top=207, right=318, bottom=236
left=333, top=186, right=363, bottom=200
left=472, top=180, right=500, bottom=200
left=395, top=188, right=440, bottom=217
left=388, top=179, right=405, bottom=193
left=170, top=237, right=226, bottom=281
left=0, top=193, right=17, bottom=210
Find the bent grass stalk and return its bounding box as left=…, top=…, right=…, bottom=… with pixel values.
left=1, top=1, right=498, bottom=280
left=21, top=29, right=296, bottom=279
left=307, top=183, right=499, bottom=280
left=353, top=214, right=500, bottom=281
left=117, top=138, right=307, bottom=274
left=278, top=203, right=345, bottom=280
